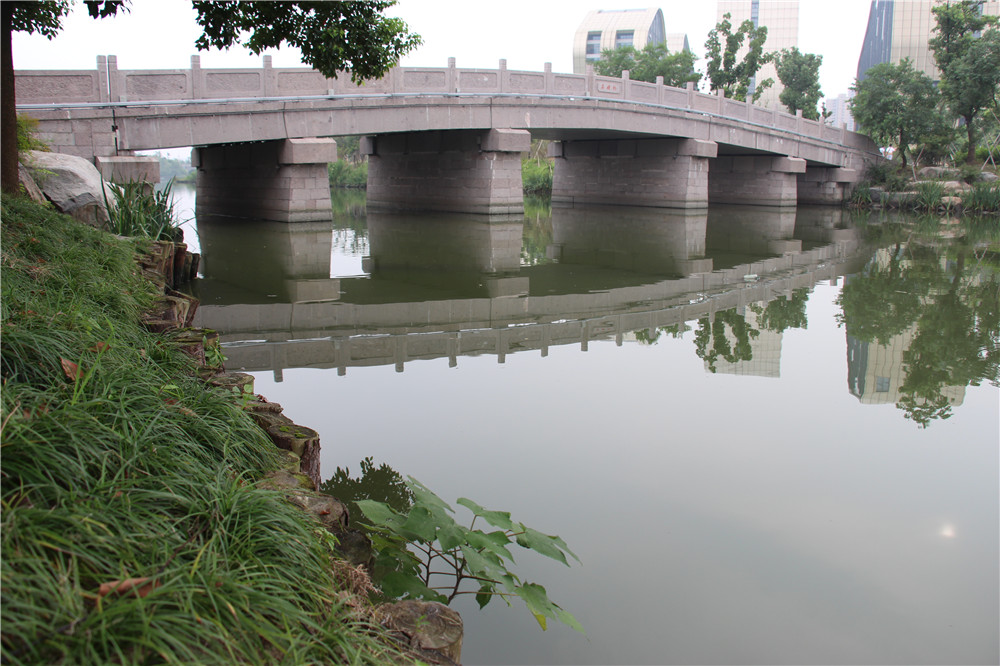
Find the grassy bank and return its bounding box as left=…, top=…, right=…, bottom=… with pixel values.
left=0, top=196, right=407, bottom=664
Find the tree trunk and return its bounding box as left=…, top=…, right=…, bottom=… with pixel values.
left=1, top=4, right=19, bottom=195
left=965, top=116, right=977, bottom=166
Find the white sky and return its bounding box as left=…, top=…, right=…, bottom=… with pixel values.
left=13, top=0, right=873, bottom=98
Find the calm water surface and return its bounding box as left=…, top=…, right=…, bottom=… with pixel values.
left=185, top=187, right=999, bottom=665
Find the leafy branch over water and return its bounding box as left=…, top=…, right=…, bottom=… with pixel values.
left=356, top=478, right=584, bottom=634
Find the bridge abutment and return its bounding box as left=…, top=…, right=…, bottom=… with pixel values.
left=362, top=129, right=530, bottom=215
left=708, top=156, right=806, bottom=207
left=194, top=138, right=337, bottom=222
left=549, top=138, right=717, bottom=209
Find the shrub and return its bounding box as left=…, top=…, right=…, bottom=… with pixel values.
left=522, top=158, right=553, bottom=194
left=328, top=160, right=368, bottom=188
left=16, top=114, right=49, bottom=153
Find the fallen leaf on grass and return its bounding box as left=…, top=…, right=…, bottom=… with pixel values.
left=60, top=358, right=82, bottom=382
left=96, top=577, right=160, bottom=600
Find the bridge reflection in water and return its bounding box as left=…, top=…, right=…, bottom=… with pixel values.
left=190, top=205, right=866, bottom=380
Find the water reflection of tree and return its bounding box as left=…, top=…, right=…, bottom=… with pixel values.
left=694, top=310, right=760, bottom=373
left=748, top=287, right=810, bottom=333
left=321, top=456, right=413, bottom=522
left=838, top=236, right=1000, bottom=427
left=634, top=324, right=683, bottom=345
left=521, top=196, right=553, bottom=266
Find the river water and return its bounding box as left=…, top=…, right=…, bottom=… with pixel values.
left=178, top=185, right=998, bottom=665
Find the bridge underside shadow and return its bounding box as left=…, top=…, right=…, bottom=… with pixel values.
left=189, top=132, right=861, bottom=221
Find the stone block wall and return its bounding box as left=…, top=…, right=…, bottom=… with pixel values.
left=364, top=129, right=529, bottom=215
left=550, top=138, right=717, bottom=209
left=708, top=156, right=806, bottom=207
left=194, top=139, right=336, bottom=222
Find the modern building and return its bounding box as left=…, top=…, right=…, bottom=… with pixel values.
left=824, top=92, right=855, bottom=131
left=715, top=0, right=800, bottom=109
left=856, top=0, right=1000, bottom=83
left=572, top=8, right=667, bottom=74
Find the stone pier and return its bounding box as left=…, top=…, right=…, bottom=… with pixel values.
left=549, top=138, right=717, bottom=209
left=708, top=156, right=807, bottom=206
left=194, top=138, right=336, bottom=222
left=797, top=167, right=859, bottom=205
left=362, top=129, right=531, bottom=215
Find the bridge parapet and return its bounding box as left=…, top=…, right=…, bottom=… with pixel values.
left=16, top=56, right=860, bottom=149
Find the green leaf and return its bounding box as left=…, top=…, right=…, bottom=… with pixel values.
left=456, top=497, right=514, bottom=530
left=355, top=499, right=401, bottom=528
left=407, top=477, right=453, bottom=514
left=436, top=522, right=468, bottom=551
left=380, top=570, right=446, bottom=603
left=555, top=606, right=587, bottom=634
left=459, top=545, right=505, bottom=581
left=399, top=505, right=437, bottom=543
left=476, top=583, right=494, bottom=609
left=516, top=583, right=557, bottom=631
left=515, top=527, right=569, bottom=566
left=465, top=530, right=515, bottom=562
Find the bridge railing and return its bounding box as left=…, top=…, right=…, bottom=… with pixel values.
left=15, top=55, right=860, bottom=148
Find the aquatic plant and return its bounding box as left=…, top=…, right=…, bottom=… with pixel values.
left=356, top=478, right=584, bottom=634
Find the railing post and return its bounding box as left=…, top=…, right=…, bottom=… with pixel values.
left=796, top=108, right=803, bottom=134
left=191, top=55, right=203, bottom=100
left=621, top=69, right=629, bottom=100
left=263, top=54, right=276, bottom=97
left=107, top=55, right=121, bottom=102
left=717, top=88, right=725, bottom=114
left=686, top=81, right=695, bottom=109
left=544, top=62, right=553, bottom=94
left=499, top=58, right=507, bottom=93
left=97, top=56, right=109, bottom=103
left=448, top=57, right=457, bottom=93
left=656, top=75, right=664, bottom=105
left=586, top=63, right=595, bottom=97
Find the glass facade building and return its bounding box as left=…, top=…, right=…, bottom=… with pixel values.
left=572, top=8, right=669, bottom=74
left=857, top=0, right=1000, bottom=83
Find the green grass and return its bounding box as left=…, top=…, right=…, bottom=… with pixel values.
left=1, top=196, right=409, bottom=664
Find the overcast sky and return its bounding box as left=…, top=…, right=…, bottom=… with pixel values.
left=13, top=0, right=874, bottom=98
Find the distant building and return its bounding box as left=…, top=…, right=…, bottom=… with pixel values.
left=665, top=33, right=691, bottom=55
left=572, top=8, right=667, bottom=74
left=715, top=0, right=800, bottom=109
left=856, top=0, right=1000, bottom=83
left=824, top=92, right=855, bottom=131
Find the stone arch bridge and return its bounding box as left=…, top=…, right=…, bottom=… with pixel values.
left=16, top=56, right=880, bottom=221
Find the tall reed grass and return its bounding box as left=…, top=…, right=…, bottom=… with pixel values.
left=1, top=196, right=407, bottom=664
left=104, top=179, right=183, bottom=241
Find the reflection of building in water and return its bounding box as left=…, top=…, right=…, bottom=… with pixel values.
left=847, top=327, right=966, bottom=406
left=844, top=246, right=969, bottom=408
left=704, top=304, right=784, bottom=378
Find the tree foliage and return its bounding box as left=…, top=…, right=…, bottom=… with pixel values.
left=191, top=1, right=420, bottom=82
left=1, top=0, right=420, bottom=194
left=593, top=42, right=700, bottom=87
left=929, top=0, right=1000, bottom=165
left=850, top=59, right=939, bottom=167
left=775, top=47, right=823, bottom=120
left=704, top=12, right=774, bottom=103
